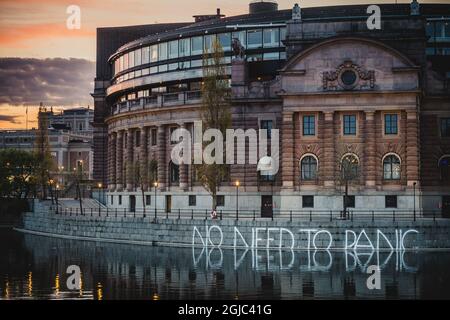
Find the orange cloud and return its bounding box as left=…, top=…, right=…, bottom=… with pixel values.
left=0, top=23, right=95, bottom=47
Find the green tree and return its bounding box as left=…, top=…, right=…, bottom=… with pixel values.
left=197, top=39, right=232, bottom=210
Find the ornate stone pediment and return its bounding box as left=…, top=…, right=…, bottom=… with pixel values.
left=322, top=60, right=375, bottom=91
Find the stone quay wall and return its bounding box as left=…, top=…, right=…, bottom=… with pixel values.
left=17, top=205, right=450, bottom=250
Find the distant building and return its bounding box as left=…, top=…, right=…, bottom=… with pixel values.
left=0, top=107, right=94, bottom=187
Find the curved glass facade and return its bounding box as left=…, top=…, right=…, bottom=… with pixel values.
left=110, top=27, right=287, bottom=85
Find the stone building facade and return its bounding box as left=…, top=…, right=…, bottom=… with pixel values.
left=93, top=2, right=450, bottom=216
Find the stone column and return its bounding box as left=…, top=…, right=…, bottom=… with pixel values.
left=406, top=110, right=420, bottom=186
left=108, top=132, right=117, bottom=191
left=126, top=128, right=134, bottom=191
left=364, top=111, right=376, bottom=188
left=157, top=125, right=166, bottom=190
left=140, top=127, right=148, bottom=191
left=178, top=123, right=188, bottom=190
left=323, top=111, right=335, bottom=188
left=281, top=112, right=295, bottom=188
left=116, top=130, right=124, bottom=191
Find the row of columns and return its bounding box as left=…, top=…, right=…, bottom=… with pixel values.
left=281, top=110, right=420, bottom=188
left=107, top=124, right=190, bottom=192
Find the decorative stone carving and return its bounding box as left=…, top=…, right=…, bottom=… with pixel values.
left=410, top=0, right=420, bottom=16
left=292, top=3, right=301, bottom=21
left=322, top=60, right=375, bottom=91
left=231, top=38, right=245, bottom=60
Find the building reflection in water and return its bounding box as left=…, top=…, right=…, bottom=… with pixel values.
left=0, top=230, right=449, bottom=299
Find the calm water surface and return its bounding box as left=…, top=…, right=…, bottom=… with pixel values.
left=1, top=228, right=450, bottom=300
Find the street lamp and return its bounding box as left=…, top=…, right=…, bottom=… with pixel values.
left=153, top=181, right=159, bottom=221
left=97, top=182, right=103, bottom=215
left=413, top=182, right=417, bottom=221
left=55, top=184, right=59, bottom=214
left=235, top=180, right=240, bottom=221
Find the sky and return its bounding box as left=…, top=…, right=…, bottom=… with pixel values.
left=0, top=0, right=447, bottom=129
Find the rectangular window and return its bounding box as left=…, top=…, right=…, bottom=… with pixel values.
left=129, top=50, right=135, bottom=68
left=119, top=195, right=122, bottom=205
left=217, top=33, right=231, bottom=50
left=179, top=38, right=190, bottom=57
left=302, top=196, right=314, bottom=208
left=216, top=195, right=225, bottom=207
left=168, top=63, right=178, bottom=71
left=124, top=52, right=129, bottom=70
left=189, top=195, right=196, bottom=206
left=260, top=120, right=273, bottom=139
left=110, top=195, right=114, bottom=205
left=159, top=42, right=168, bottom=60
left=263, top=28, right=279, bottom=47
left=134, top=48, right=142, bottom=66
left=441, top=118, right=450, bottom=137
left=191, top=36, right=203, bottom=55
left=344, top=195, right=355, bottom=208
left=146, top=195, right=151, bottom=206
left=158, top=64, right=168, bottom=72
left=247, top=29, right=262, bottom=49
left=168, top=40, right=179, bottom=59
left=150, top=45, right=158, bottom=62
left=204, top=35, right=215, bottom=53
left=343, top=115, right=357, bottom=135
left=263, top=52, right=279, bottom=60
left=303, top=115, right=315, bottom=136
left=385, top=114, right=398, bottom=135
left=232, top=31, right=246, bottom=48
left=142, top=46, right=150, bottom=64
left=119, top=55, right=124, bottom=72
left=385, top=195, right=398, bottom=208
left=151, top=128, right=157, bottom=146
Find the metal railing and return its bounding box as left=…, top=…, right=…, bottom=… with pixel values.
left=49, top=206, right=445, bottom=223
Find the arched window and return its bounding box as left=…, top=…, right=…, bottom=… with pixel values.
left=439, top=155, right=450, bottom=182
left=383, top=154, right=401, bottom=180
left=341, top=154, right=359, bottom=180
left=169, top=162, right=179, bottom=184
left=301, top=155, right=318, bottom=180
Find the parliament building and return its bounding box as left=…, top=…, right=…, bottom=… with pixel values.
left=92, top=1, right=450, bottom=217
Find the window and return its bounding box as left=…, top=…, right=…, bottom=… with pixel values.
left=146, top=195, right=151, bottom=206
left=204, top=35, right=215, bottom=53
left=259, top=172, right=275, bottom=182
left=260, top=120, right=273, bottom=139
left=191, top=36, right=203, bottom=55
left=439, top=156, right=450, bottom=181
left=344, top=195, right=355, bottom=208
left=189, top=195, right=196, bottom=206
left=302, top=196, right=314, bottom=208
left=217, top=33, right=231, bottom=50
left=385, top=114, right=398, bottom=135
left=301, top=156, right=318, bottom=181
left=263, top=28, right=279, bottom=47
left=150, top=45, right=158, bottom=62
left=159, top=42, right=168, bottom=61
left=216, top=195, right=225, bottom=207
left=303, top=115, right=315, bottom=136
left=341, top=154, right=359, bottom=180
left=247, top=29, right=262, bottom=49
left=170, top=162, right=179, bottom=184
left=441, top=118, right=450, bottom=137
left=119, top=195, right=122, bottom=205
left=263, top=52, right=279, bottom=60
left=129, top=50, right=134, bottom=68
left=135, top=130, right=140, bottom=147
left=168, top=40, right=179, bottom=59
left=179, top=38, right=190, bottom=57
left=385, top=195, right=398, bottom=208
left=151, top=128, right=157, bottom=146
left=232, top=31, right=246, bottom=48
left=343, top=115, right=357, bottom=135
left=142, top=46, right=150, bottom=64
left=134, top=48, right=142, bottom=66
left=383, top=155, right=401, bottom=180
left=111, top=195, right=114, bottom=205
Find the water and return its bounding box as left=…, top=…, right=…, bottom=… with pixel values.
left=1, top=228, right=450, bottom=300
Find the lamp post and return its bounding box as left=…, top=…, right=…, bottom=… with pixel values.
left=97, top=182, right=102, bottom=215
left=413, top=182, right=417, bottom=221
left=153, top=181, right=158, bottom=221
left=235, top=180, right=240, bottom=221
left=55, top=184, right=59, bottom=214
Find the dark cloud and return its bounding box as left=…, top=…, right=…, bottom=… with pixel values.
left=0, top=114, right=20, bottom=123
left=0, top=58, right=95, bottom=106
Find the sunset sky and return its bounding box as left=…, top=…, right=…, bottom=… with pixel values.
left=0, top=0, right=447, bottom=129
